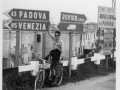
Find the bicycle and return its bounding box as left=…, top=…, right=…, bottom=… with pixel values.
left=34, top=54, right=63, bottom=90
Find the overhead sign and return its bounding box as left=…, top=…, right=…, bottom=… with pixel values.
left=57, top=22, right=83, bottom=32
left=4, top=9, right=49, bottom=21
left=61, top=12, right=87, bottom=23
left=5, top=20, right=49, bottom=31
left=98, top=6, right=115, bottom=28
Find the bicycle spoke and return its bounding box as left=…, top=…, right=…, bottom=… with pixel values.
left=35, top=69, right=45, bottom=90
left=54, top=65, right=63, bottom=85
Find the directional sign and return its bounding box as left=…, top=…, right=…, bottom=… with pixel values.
left=102, top=49, right=112, bottom=55
left=104, top=34, right=114, bottom=38
left=57, top=22, right=83, bottom=32
left=104, top=39, right=113, bottom=43
left=104, top=29, right=114, bottom=33
left=98, top=6, right=115, bottom=28
left=5, top=20, right=49, bottom=31
left=61, top=12, right=87, bottom=23
left=4, top=9, right=49, bottom=21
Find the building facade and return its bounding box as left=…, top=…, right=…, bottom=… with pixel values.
left=3, top=21, right=98, bottom=68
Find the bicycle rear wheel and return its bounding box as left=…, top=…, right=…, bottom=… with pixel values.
left=55, top=65, right=63, bottom=86
left=34, top=69, right=45, bottom=90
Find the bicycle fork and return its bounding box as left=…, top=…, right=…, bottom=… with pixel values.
left=48, top=69, right=56, bottom=79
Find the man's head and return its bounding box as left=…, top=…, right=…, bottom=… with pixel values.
left=55, top=30, right=61, bottom=40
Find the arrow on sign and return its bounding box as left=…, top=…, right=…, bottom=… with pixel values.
left=4, top=20, right=12, bottom=30
left=4, top=20, right=49, bottom=31
left=3, top=9, right=13, bottom=19
left=3, top=19, right=12, bottom=29
left=57, top=22, right=83, bottom=32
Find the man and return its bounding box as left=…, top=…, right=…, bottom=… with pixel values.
left=44, top=24, right=64, bottom=85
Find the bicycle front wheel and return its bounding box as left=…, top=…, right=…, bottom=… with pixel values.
left=55, top=65, right=63, bottom=86
left=34, top=69, right=45, bottom=90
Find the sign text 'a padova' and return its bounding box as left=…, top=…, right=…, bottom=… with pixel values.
left=98, top=6, right=115, bottom=28
left=4, top=9, right=49, bottom=21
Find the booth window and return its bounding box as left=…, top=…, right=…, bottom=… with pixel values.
left=37, top=34, right=41, bottom=42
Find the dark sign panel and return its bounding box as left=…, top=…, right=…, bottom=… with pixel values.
left=5, top=20, right=49, bottom=31
left=57, top=22, right=83, bottom=32
left=102, top=28, right=114, bottom=55
left=4, top=9, right=49, bottom=21
left=60, top=12, right=87, bottom=23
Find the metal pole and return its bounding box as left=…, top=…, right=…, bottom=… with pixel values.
left=42, top=32, right=46, bottom=58
left=33, top=32, right=36, bottom=58
left=15, top=31, right=20, bottom=67
left=113, top=29, right=115, bottom=67
left=112, top=0, right=116, bottom=67
left=97, top=28, right=100, bottom=52
left=21, top=32, right=22, bottom=54
left=9, top=30, right=11, bottom=67
left=69, top=32, right=73, bottom=78
left=106, top=55, right=108, bottom=68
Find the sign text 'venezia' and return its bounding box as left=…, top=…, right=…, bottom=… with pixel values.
left=7, top=20, right=49, bottom=31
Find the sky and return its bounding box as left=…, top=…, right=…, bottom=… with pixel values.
left=2, top=0, right=113, bottom=24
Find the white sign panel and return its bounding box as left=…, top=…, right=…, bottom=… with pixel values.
left=98, top=6, right=115, bottom=28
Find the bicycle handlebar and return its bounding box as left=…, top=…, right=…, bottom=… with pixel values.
left=39, top=59, right=50, bottom=64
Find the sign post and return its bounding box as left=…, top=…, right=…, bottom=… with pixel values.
left=69, top=32, right=73, bottom=78
left=98, top=6, right=115, bottom=68
left=15, top=31, right=20, bottom=66
left=106, top=55, right=108, bottom=68
left=58, top=12, right=87, bottom=78
left=113, top=29, right=115, bottom=67
left=42, top=32, right=46, bottom=58
left=112, top=0, right=116, bottom=67
left=4, top=8, right=50, bottom=67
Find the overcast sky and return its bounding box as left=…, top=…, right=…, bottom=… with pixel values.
left=3, top=0, right=113, bottom=23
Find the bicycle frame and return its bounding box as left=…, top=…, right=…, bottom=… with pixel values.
left=34, top=53, right=63, bottom=90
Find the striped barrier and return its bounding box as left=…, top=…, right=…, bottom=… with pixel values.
left=3, top=52, right=116, bottom=76
left=62, top=52, right=116, bottom=70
